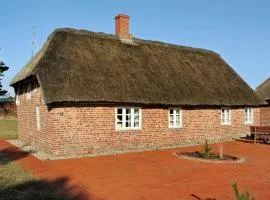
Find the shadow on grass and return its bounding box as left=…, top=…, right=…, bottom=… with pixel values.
left=0, top=177, right=90, bottom=200
left=0, top=147, right=31, bottom=165
left=191, top=193, right=217, bottom=200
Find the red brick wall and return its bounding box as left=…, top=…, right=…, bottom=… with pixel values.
left=250, top=126, right=270, bottom=133
left=260, top=107, right=270, bottom=126
left=16, top=82, right=261, bottom=157
left=47, top=106, right=260, bottom=156
left=16, top=80, right=52, bottom=153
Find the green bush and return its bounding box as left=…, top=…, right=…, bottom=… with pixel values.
left=201, top=140, right=211, bottom=158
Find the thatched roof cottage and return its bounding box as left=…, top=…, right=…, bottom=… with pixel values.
left=11, top=14, right=265, bottom=157
left=256, top=77, right=270, bottom=125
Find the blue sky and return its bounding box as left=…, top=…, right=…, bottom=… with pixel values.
left=0, top=0, right=269, bottom=96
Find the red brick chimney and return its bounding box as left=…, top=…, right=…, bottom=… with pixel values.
left=115, top=14, right=132, bottom=41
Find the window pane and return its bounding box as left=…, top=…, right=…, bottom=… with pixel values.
left=126, top=112, right=131, bottom=127
left=221, top=109, right=231, bottom=124
left=117, top=115, right=122, bottom=122
left=117, top=115, right=122, bottom=127
left=126, top=115, right=131, bottom=121
left=126, top=109, right=131, bottom=114
left=176, top=109, right=180, bottom=115
left=170, top=109, right=173, bottom=115
left=134, top=121, right=139, bottom=127
left=117, top=109, right=122, bottom=115
left=134, top=109, right=139, bottom=114
left=225, top=113, right=228, bottom=123
left=245, top=108, right=252, bottom=124
left=169, top=115, right=173, bottom=121
left=134, top=115, right=139, bottom=121
left=169, top=121, right=174, bottom=127
left=117, top=122, right=123, bottom=128
left=126, top=121, right=131, bottom=127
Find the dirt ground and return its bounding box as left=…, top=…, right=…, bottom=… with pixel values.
left=1, top=140, right=269, bottom=200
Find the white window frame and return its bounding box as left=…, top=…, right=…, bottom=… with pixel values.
left=168, top=108, right=183, bottom=128
left=221, top=108, right=231, bottom=125
left=36, top=106, right=41, bottom=131
left=26, top=83, right=31, bottom=100
left=115, top=107, right=142, bottom=130
left=15, top=86, right=20, bottom=105
left=244, top=108, right=253, bottom=124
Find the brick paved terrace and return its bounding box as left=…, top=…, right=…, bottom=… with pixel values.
left=1, top=140, right=269, bottom=200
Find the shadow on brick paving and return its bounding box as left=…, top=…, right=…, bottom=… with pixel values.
left=191, top=193, right=217, bottom=200
left=0, top=177, right=91, bottom=200
left=0, top=147, right=92, bottom=200
left=0, top=147, right=30, bottom=165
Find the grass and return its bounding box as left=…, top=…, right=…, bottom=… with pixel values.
left=0, top=119, right=85, bottom=199
left=0, top=152, right=85, bottom=199
left=0, top=154, right=36, bottom=190
left=0, top=119, right=18, bottom=139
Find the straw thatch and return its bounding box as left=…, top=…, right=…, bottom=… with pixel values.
left=256, top=77, right=270, bottom=102
left=10, top=28, right=265, bottom=106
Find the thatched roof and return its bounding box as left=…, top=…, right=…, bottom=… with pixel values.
left=256, top=77, right=270, bottom=102
left=11, top=28, right=265, bottom=106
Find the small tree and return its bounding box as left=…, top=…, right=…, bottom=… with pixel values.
left=0, top=61, right=9, bottom=96
left=232, top=183, right=255, bottom=200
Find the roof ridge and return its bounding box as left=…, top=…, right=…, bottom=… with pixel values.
left=49, top=28, right=218, bottom=55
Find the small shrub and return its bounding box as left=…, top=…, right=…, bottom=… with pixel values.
left=201, top=140, right=211, bottom=158
left=232, top=183, right=255, bottom=200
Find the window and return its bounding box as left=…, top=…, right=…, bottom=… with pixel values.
left=15, top=87, right=20, bottom=105
left=169, top=108, right=182, bottom=128
left=221, top=108, right=231, bottom=125
left=116, top=107, right=141, bottom=130
left=26, top=83, right=31, bottom=100
left=36, top=106, right=41, bottom=131
left=244, top=108, right=253, bottom=124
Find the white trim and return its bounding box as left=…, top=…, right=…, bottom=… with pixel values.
left=36, top=106, right=41, bottom=131
left=244, top=108, right=253, bottom=124
left=221, top=108, right=231, bottom=125
left=115, top=107, right=142, bottom=131
left=15, top=86, right=20, bottom=105
left=168, top=108, right=183, bottom=128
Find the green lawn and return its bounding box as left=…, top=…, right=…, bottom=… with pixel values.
left=0, top=119, right=18, bottom=139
